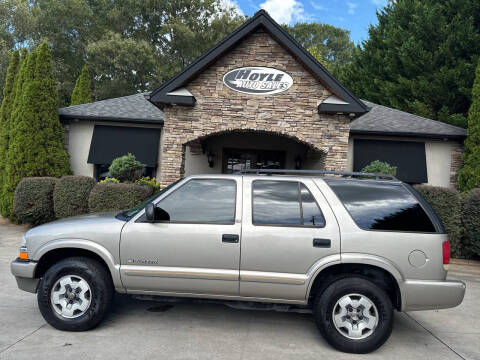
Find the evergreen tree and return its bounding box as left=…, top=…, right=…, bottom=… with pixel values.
left=2, top=42, right=71, bottom=220
left=339, top=0, right=480, bottom=127
left=70, top=64, right=92, bottom=105
left=457, top=60, right=480, bottom=192
left=0, top=50, right=20, bottom=215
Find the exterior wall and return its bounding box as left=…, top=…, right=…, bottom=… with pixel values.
left=160, top=29, right=350, bottom=185
left=347, top=135, right=464, bottom=188
left=66, top=120, right=163, bottom=179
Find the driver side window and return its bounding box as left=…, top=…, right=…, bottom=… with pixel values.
left=157, top=179, right=236, bottom=224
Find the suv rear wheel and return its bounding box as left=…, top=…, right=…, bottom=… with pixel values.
left=37, top=257, right=113, bottom=331
left=313, top=277, right=393, bottom=353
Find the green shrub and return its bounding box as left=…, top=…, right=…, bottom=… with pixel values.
left=53, top=176, right=96, bottom=218
left=108, top=153, right=145, bottom=182
left=462, top=189, right=480, bottom=258
left=13, top=177, right=58, bottom=225
left=99, top=177, right=120, bottom=184
left=414, top=185, right=464, bottom=258
left=135, top=176, right=160, bottom=193
left=88, top=183, right=153, bottom=213
left=361, top=160, right=397, bottom=175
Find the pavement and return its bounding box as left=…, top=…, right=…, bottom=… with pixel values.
left=0, top=218, right=479, bottom=360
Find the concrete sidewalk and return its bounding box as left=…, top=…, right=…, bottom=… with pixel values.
left=1, top=219, right=479, bottom=360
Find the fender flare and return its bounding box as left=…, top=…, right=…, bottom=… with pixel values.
left=34, top=238, right=124, bottom=291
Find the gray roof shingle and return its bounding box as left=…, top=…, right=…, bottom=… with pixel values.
left=351, top=100, right=467, bottom=139
left=58, top=92, right=163, bottom=124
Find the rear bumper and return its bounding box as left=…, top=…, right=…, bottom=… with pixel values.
left=11, top=259, right=39, bottom=293
left=400, top=279, right=466, bottom=311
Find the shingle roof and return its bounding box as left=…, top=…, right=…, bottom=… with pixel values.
left=350, top=100, right=467, bottom=139
left=58, top=92, right=164, bottom=124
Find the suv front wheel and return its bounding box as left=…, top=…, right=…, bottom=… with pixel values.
left=37, top=257, right=113, bottom=331
left=313, top=277, right=393, bottom=353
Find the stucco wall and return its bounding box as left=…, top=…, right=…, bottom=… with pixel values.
left=347, top=135, right=461, bottom=188
left=160, top=29, right=350, bottom=185
left=66, top=120, right=163, bottom=179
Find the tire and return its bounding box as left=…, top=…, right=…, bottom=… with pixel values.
left=37, top=257, right=113, bottom=331
left=313, top=276, right=393, bottom=354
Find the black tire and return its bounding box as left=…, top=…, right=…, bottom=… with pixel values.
left=37, top=256, right=113, bottom=331
left=313, top=276, right=393, bottom=354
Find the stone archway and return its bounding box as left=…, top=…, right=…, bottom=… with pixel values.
left=159, top=124, right=347, bottom=185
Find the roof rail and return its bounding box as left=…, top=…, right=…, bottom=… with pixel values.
left=238, top=169, right=399, bottom=181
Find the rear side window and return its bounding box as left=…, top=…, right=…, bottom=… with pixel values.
left=325, top=180, right=436, bottom=232
left=252, top=180, right=325, bottom=227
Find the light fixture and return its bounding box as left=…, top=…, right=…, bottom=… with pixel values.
left=295, top=155, right=302, bottom=170
left=207, top=151, right=215, bottom=168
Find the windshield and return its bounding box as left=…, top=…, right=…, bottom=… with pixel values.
left=121, top=179, right=183, bottom=219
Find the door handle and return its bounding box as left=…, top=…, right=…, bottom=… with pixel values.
left=222, top=234, right=239, bottom=243
left=313, top=238, right=331, bottom=248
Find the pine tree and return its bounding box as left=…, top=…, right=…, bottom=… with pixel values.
left=457, top=59, right=480, bottom=191
left=0, top=50, right=20, bottom=216
left=2, top=42, right=71, bottom=220
left=70, top=64, right=92, bottom=106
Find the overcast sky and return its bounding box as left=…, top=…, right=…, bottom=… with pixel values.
left=224, top=0, right=389, bottom=44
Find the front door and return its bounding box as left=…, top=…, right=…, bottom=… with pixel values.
left=239, top=177, right=340, bottom=301
left=120, top=176, right=242, bottom=296
left=223, top=148, right=285, bottom=173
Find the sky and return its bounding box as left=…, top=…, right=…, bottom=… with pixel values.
left=224, top=0, right=389, bottom=44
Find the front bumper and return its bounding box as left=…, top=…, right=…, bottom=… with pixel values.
left=11, top=259, right=39, bottom=293
left=401, top=279, right=466, bottom=311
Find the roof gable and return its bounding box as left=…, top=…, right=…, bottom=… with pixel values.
left=148, top=10, right=368, bottom=115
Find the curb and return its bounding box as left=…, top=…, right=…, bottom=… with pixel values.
left=451, top=258, right=480, bottom=266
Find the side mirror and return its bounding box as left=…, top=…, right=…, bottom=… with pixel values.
left=145, top=202, right=155, bottom=223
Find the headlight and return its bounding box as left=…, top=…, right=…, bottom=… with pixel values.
left=19, top=236, right=28, bottom=260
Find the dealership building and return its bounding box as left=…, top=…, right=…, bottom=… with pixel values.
left=59, top=10, right=466, bottom=188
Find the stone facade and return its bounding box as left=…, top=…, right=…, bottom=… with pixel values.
left=450, top=141, right=464, bottom=188
left=160, top=29, right=350, bottom=185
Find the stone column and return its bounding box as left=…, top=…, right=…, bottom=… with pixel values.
left=450, top=141, right=464, bottom=188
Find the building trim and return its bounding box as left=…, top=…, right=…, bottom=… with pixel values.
left=350, top=129, right=466, bottom=140
left=60, top=114, right=164, bottom=125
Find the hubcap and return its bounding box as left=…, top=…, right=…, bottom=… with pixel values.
left=50, top=275, right=92, bottom=319
left=332, top=293, right=379, bottom=340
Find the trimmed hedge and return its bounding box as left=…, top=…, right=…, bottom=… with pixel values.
left=414, top=185, right=464, bottom=257
left=53, top=176, right=96, bottom=218
left=88, top=183, right=153, bottom=213
left=462, top=189, right=480, bottom=258
left=13, top=177, right=58, bottom=225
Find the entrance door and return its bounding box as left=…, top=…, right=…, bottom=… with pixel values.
left=223, top=148, right=285, bottom=173
left=120, top=176, right=242, bottom=296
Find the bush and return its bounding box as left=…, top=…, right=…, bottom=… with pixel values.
left=135, top=176, right=160, bottom=193
left=462, top=189, right=480, bottom=258
left=99, top=177, right=120, bottom=184
left=13, top=177, right=58, bottom=225
left=414, top=185, right=464, bottom=257
left=53, top=176, right=96, bottom=219
left=361, top=160, right=397, bottom=175
left=88, top=183, right=153, bottom=213
left=108, top=153, right=145, bottom=182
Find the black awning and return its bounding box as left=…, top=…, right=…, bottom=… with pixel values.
left=353, top=139, right=428, bottom=183
left=87, top=125, right=161, bottom=167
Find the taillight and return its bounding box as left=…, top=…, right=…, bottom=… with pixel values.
left=442, top=241, right=451, bottom=265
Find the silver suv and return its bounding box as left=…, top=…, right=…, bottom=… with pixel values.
left=11, top=170, right=465, bottom=353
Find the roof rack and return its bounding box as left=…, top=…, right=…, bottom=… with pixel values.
left=238, top=169, right=399, bottom=181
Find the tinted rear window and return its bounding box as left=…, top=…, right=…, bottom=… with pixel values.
left=325, top=180, right=436, bottom=232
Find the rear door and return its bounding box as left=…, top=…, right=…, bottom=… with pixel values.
left=120, top=176, right=242, bottom=296
left=239, top=177, right=340, bottom=301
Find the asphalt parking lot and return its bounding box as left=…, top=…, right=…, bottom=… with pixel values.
left=1, top=218, right=479, bottom=360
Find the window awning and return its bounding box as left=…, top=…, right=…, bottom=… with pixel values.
left=87, top=125, right=161, bottom=167
left=353, top=139, right=428, bottom=183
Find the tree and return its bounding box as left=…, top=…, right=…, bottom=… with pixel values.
left=339, top=0, right=480, bottom=127
left=2, top=43, right=71, bottom=220
left=0, top=50, right=20, bottom=215
left=361, top=160, right=397, bottom=176
left=457, top=59, right=480, bottom=192
left=285, top=22, right=354, bottom=75
left=70, top=64, right=92, bottom=106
